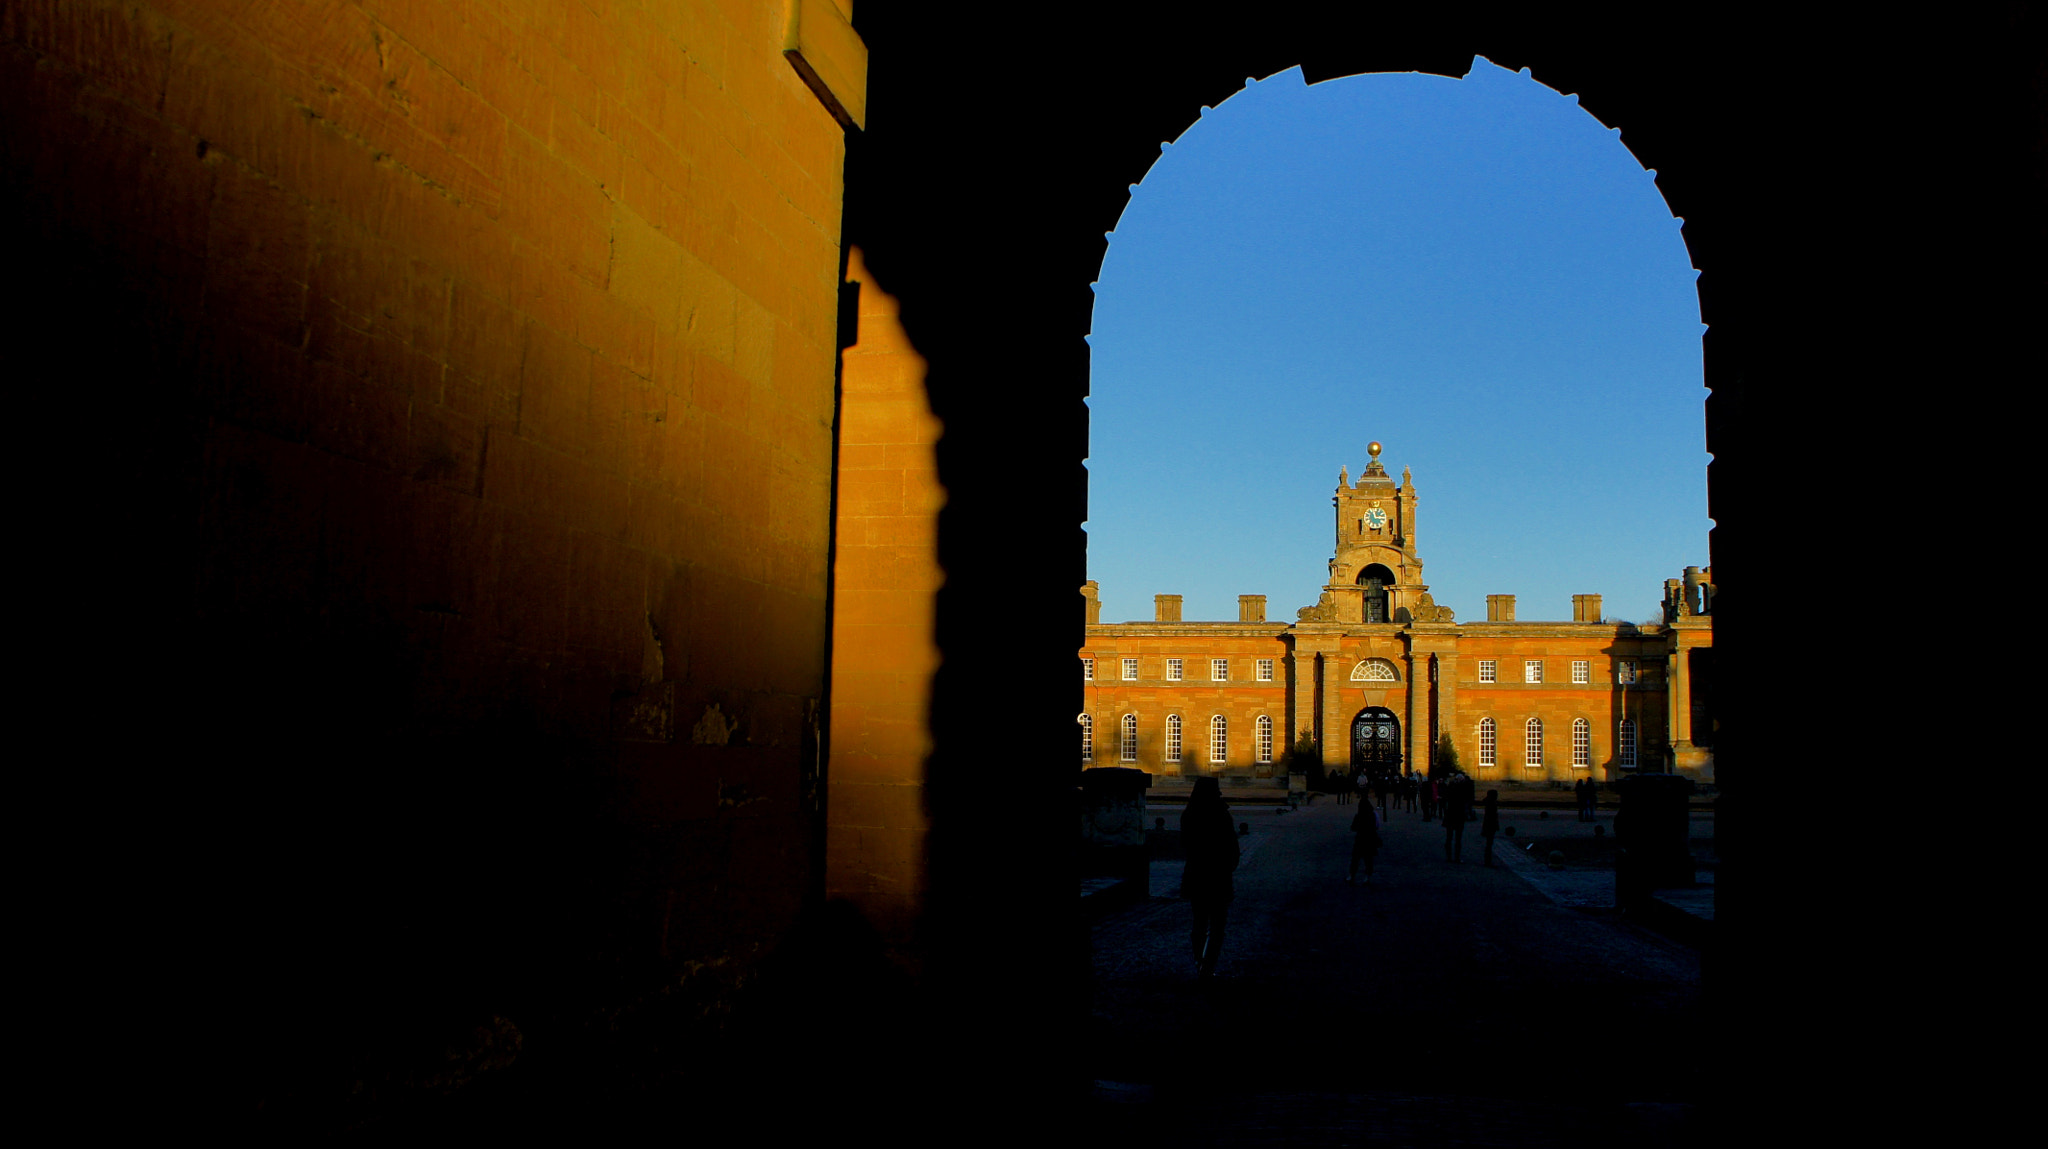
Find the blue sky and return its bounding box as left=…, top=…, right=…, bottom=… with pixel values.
left=1085, top=57, right=1709, bottom=626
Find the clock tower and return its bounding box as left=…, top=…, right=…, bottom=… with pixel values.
left=1298, top=442, right=1450, bottom=625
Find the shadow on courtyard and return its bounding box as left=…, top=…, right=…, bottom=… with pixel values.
left=1083, top=799, right=1712, bottom=1146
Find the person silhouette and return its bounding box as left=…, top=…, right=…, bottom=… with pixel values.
left=1181, top=777, right=1240, bottom=979
left=1443, top=773, right=1473, bottom=862
left=1349, top=797, right=1382, bottom=884
left=1481, top=789, right=1501, bottom=866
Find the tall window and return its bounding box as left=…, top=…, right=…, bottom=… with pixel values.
left=1121, top=713, right=1138, bottom=762
left=1524, top=660, right=1544, bottom=684
left=1256, top=658, right=1274, bottom=682
left=1165, top=714, right=1183, bottom=763
left=1256, top=715, right=1273, bottom=763
left=1210, top=715, right=1228, bottom=764
left=1571, top=660, right=1589, bottom=684
left=1525, top=717, right=1544, bottom=768
left=1572, top=717, right=1590, bottom=767
left=1079, top=713, right=1093, bottom=760
left=1478, top=717, right=1497, bottom=767
left=1617, top=659, right=1638, bottom=685
left=1619, top=718, right=1637, bottom=768
left=1212, top=658, right=1229, bottom=682
left=1122, top=657, right=1138, bottom=681
left=1166, top=658, right=1184, bottom=682
left=1082, top=658, right=1095, bottom=681
left=1478, top=660, right=1497, bottom=683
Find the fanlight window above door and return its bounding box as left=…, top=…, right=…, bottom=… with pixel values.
left=1350, top=658, right=1398, bottom=682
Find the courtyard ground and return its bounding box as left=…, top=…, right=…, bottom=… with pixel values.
left=1085, top=798, right=1714, bottom=1146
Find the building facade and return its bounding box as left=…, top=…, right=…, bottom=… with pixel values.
left=1081, top=443, right=1714, bottom=783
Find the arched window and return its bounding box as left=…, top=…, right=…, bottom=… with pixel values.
left=1356, top=564, right=1395, bottom=624
left=1572, top=717, right=1590, bottom=767
left=1255, top=715, right=1273, bottom=763
left=1210, top=715, right=1228, bottom=764
left=1618, top=718, right=1637, bottom=768
left=1165, top=713, right=1183, bottom=764
left=1478, top=717, right=1497, bottom=767
left=1121, top=713, right=1138, bottom=762
left=1525, top=717, right=1544, bottom=769
left=1350, top=658, right=1398, bottom=682
left=1079, top=713, right=1094, bottom=761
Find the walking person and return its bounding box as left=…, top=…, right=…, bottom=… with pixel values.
left=1182, top=777, right=1240, bottom=979
left=1420, top=775, right=1436, bottom=822
left=1349, top=796, right=1382, bottom=884
left=1442, top=773, right=1472, bottom=862
left=1373, top=773, right=1391, bottom=821
left=1481, top=789, right=1500, bottom=866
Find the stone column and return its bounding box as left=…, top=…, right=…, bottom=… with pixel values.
left=1403, top=648, right=1427, bottom=776
left=1434, top=649, right=1459, bottom=777
left=1287, top=648, right=1316, bottom=766
left=1667, top=643, right=1693, bottom=764
left=1322, top=652, right=1350, bottom=773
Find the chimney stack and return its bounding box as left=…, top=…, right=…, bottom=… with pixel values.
left=1486, top=595, right=1516, bottom=622
left=1155, top=594, right=1182, bottom=623
left=1238, top=595, right=1266, bottom=622
left=1572, top=594, right=1603, bottom=622
left=1082, top=581, right=1101, bottom=626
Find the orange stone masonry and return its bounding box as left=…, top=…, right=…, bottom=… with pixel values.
left=826, top=246, right=942, bottom=945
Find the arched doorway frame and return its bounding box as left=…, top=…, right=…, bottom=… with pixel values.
left=838, top=5, right=2040, bottom=1101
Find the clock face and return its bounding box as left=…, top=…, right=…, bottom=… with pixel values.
left=1364, top=506, right=1387, bottom=530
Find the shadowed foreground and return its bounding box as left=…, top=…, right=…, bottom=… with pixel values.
left=1087, top=800, right=1710, bottom=1146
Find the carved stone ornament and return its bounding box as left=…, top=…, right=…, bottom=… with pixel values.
left=1411, top=591, right=1455, bottom=623
left=1297, top=593, right=1338, bottom=623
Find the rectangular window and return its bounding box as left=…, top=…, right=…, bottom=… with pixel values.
left=1211, top=658, right=1229, bottom=682
left=1617, top=659, right=1638, bottom=685
left=1571, top=660, right=1589, bottom=684
left=1122, top=658, right=1138, bottom=681
left=1478, top=660, right=1497, bottom=683
left=1256, top=658, right=1275, bottom=682
left=1080, top=715, right=1093, bottom=760
left=1166, top=658, right=1183, bottom=682
left=1122, top=714, right=1138, bottom=762
left=1082, top=657, right=1095, bottom=681
left=1210, top=717, right=1227, bottom=764
left=1619, top=720, right=1637, bottom=767
left=1524, top=660, right=1544, bottom=684
left=1573, top=720, right=1591, bottom=766
left=1165, top=715, right=1182, bottom=763
left=1256, top=717, right=1273, bottom=763
left=1478, top=720, right=1497, bottom=767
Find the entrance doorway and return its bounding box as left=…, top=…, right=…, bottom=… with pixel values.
left=1351, top=706, right=1402, bottom=786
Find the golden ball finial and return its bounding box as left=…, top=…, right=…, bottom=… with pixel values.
left=1367, top=441, right=1382, bottom=458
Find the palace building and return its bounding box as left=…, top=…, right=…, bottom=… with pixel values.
left=1080, top=443, right=1714, bottom=783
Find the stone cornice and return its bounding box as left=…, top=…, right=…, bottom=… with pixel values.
left=1085, top=623, right=1292, bottom=639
